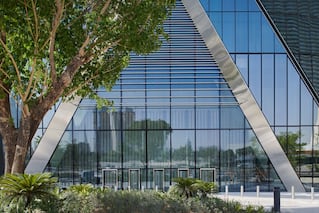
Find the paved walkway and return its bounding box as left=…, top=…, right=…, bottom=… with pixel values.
left=215, top=192, right=319, bottom=213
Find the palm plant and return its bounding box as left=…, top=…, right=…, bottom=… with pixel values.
left=0, top=172, right=59, bottom=212
left=170, top=177, right=198, bottom=198
left=170, top=177, right=217, bottom=199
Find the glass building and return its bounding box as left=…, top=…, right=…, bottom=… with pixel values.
left=20, top=0, right=319, bottom=192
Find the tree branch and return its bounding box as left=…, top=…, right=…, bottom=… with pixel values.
left=49, top=0, right=64, bottom=83
left=100, top=0, right=111, bottom=15
left=23, top=0, right=35, bottom=41
left=0, top=35, right=24, bottom=98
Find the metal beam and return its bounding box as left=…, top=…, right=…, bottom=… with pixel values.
left=25, top=97, right=81, bottom=174
left=182, top=0, right=305, bottom=192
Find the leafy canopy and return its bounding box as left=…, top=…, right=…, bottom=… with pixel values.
left=0, top=0, right=175, bottom=109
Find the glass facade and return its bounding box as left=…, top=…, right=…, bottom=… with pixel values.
left=24, top=0, right=319, bottom=192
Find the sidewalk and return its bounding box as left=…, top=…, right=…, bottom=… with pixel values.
left=215, top=192, right=319, bottom=213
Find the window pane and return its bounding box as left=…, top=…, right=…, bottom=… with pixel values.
left=262, top=54, right=274, bottom=125
left=196, top=106, right=219, bottom=128
left=147, top=130, right=170, bottom=168
left=196, top=130, right=219, bottom=168
left=171, top=107, right=195, bottom=129
left=220, top=106, right=245, bottom=129
left=249, top=54, right=261, bottom=105
left=287, top=62, right=300, bottom=125
left=123, top=131, right=146, bottom=167
left=171, top=130, right=195, bottom=169
left=249, top=12, right=261, bottom=52
left=236, top=12, right=248, bottom=52
left=223, top=12, right=235, bottom=52
left=275, top=55, right=287, bottom=125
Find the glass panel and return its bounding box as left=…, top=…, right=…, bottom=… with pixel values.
left=236, top=54, right=248, bottom=83
left=300, top=126, right=313, bottom=189
left=171, top=107, right=195, bottom=129
left=235, top=0, right=248, bottom=11
left=245, top=130, right=272, bottom=191
left=210, top=12, right=222, bottom=34
left=153, top=169, right=164, bottom=190
left=178, top=169, right=189, bottom=178
left=200, top=168, right=216, bottom=182
left=248, top=12, right=261, bottom=52
left=171, top=130, right=195, bottom=169
left=73, top=108, right=95, bottom=130
left=129, top=169, right=140, bottom=190
left=209, top=0, right=222, bottom=11
left=123, top=131, right=146, bottom=168
left=102, top=169, right=118, bottom=189
left=236, top=12, right=248, bottom=52
left=147, top=130, right=170, bottom=168
left=223, top=12, right=235, bottom=52
left=122, top=107, right=146, bottom=130
left=147, top=107, right=170, bottom=129
left=220, top=106, right=245, bottom=129
left=262, top=54, right=274, bottom=125
left=196, top=130, right=219, bottom=168
left=300, top=83, right=313, bottom=125
left=261, top=15, right=274, bottom=52
left=220, top=130, right=244, bottom=191
left=287, top=62, right=300, bottom=125
left=313, top=125, right=319, bottom=190
left=97, top=130, right=121, bottom=167
left=196, top=106, right=219, bottom=129
left=249, top=54, right=261, bottom=105
left=275, top=54, right=287, bottom=125
left=97, top=109, right=121, bottom=130
left=73, top=131, right=96, bottom=171
left=50, top=131, right=73, bottom=187
left=222, top=0, right=234, bottom=11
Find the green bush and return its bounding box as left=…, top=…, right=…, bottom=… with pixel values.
left=169, top=177, right=218, bottom=199
left=0, top=173, right=59, bottom=213
left=0, top=175, right=269, bottom=213
left=93, top=190, right=192, bottom=213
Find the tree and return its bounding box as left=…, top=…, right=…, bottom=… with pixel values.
left=0, top=0, right=175, bottom=173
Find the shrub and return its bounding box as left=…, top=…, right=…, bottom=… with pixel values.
left=0, top=173, right=59, bottom=213
left=94, top=190, right=193, bottom=213
left=169, top=177, right=218, bottom=199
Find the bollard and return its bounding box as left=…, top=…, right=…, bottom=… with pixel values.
left=273, top=187, right=280, bottom=213
left=155, top=185, right=158, bottom=192
left=240, top=185, right=244, bottom=197
left=225, top=185, right=229, bottom=199
left=256, top=185, right=260, bottom=198
left=141, top=185, right=144, bottom=192
left=311, top=187, right=314, bottom=200
left=291, top=186, right=295, bottom=199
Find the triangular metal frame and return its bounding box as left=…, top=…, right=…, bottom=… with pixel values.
left=181, top=0, right=304, bottom=192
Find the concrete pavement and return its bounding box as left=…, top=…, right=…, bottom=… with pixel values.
left=214, top=192, right=319, bottom=213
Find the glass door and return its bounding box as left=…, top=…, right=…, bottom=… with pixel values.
left=102, top=169, right=118, bottom=189
left=153, top=169, right=164, bottom=190
left=178, top=168, right=189, bottom=178
left=129, top=169, right=140, bottom=190
left=200, top=168, right=216, bottom=182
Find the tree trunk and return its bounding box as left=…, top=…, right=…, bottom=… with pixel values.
left=11, top=144, right=29, bottom=173
left=3, top=140, right=16, bottom=174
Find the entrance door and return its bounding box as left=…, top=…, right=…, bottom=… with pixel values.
left=200, top=168, right=216, bottom=182
left=129, top=169, right=140, bottom=190
left=102, top=169, right=118, bottom=189
left=153, top=169, right=164, bottom=190
left=178, top=168, right=189, bottom=178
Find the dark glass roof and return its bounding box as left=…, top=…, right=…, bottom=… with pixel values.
left=260, top=0, right=319, bottom=98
